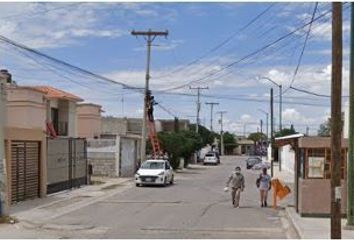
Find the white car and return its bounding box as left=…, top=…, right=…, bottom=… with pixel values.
left=203, top=152, right=219, bottom=165
left=135, top=159, right=174, bottom=187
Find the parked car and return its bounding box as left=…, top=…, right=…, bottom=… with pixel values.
left=135, top=159, right=174, bottom=187
left=245, top=156, right=262, bottom=169
left=203, top=152, right=219, bottom=165
left=251, top=161, right=271, bottom=170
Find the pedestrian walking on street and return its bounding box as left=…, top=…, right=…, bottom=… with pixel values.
left=256, top=167, right=271, bottom=207
left=225, top=166, right=245, bottom=208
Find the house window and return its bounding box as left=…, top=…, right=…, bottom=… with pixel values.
left=307, top=149, right=325, bottom=178
left=51, top=108, right=59, bottom=134
left=306, top=148, right=347, bottom=179
left=308, top=156, right=325, bottom=178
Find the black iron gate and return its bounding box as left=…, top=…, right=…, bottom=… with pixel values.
left=47, top=138, right=87, bottom=194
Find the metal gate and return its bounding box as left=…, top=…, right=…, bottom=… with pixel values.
left=119, top=138, right=136, bottom=177
left=11, top=141, right=40, bottom=204
left=47, top=138, right=87, bottom=194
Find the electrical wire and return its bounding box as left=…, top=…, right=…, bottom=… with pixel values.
left=282, top=2, right=318, bottom=95
left=0, top=34, right=141, bottom=92
left=161, top=4, right=336, bottom=92
left=153, top=3, right=276, bottom=80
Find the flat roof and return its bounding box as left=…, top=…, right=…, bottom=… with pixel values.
left=275, top=133, right=304, bottom=141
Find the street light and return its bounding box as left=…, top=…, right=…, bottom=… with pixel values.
left=258, top=76, right=282, bottom=132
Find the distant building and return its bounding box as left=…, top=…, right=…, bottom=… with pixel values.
left=101, top=117, right=190, bottom=136
left=234, top=137, right=254, bottom=155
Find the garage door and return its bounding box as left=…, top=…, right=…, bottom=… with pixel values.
left=11, top=141, right=40, bottom=204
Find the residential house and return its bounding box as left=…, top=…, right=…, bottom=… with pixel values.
left=5, top=82, right=90, bottom=203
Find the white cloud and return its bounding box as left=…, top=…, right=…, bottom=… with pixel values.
left=0, top=3, right=179, bottom=49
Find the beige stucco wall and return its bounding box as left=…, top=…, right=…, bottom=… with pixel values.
left=299, top=178, right=346, bottom=216
left=6, top=87, right=46, bottom=131
left=68, top=101, right=77, bottom=137
left=77, top=104, right=102, bottom=138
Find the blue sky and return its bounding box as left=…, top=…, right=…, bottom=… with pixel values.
left=0, top=2, right=350, bottom=136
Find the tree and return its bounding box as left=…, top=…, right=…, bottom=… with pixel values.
left=189, top=124, right=219, bottom=146
left=248, top=132, right=267, bottom=155
left=157, top=130, right=203, bottom=169
left=274, top=124, right=297, bottom=137
left=222, top=131, right=238, bottom=155
left=248, top=132, right=267, bottom=144
left=318, top=120, right=331, bottom=137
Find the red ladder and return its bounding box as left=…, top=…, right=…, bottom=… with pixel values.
left=147, top=119, right=162, bottom=158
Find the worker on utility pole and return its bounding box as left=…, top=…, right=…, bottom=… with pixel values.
left=147, top=91, right=157, bottom=122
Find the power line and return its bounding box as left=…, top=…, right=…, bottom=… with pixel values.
left=162, top=4, right=337, bottom=92
left=153, top=90, right=330, bottom=107
left=283, top=2, right=318, bottom=95
left=0, top=34, right=140, bottom=92
left=289, top=86, right=332, bottom=97
left=153, top=3, right=275, bottom=80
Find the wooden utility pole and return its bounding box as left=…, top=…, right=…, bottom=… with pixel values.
left=347, top=2, right=354, bottom=227
left=270, top=88, right=274, bottom=177
left=205, top=102, right=219, bottom=131
left=331, top=3, right=342, bottom=239
left=217, top=111, right=227, bottom=156
left=0, top=73, right=8, bottom=217
left=131, top=29, right=168, bottom=162
left=190, top=86, right=208, bottom=134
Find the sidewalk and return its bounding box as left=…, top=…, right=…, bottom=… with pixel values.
left=272, top=167, right=354, bottom=239
left=0, top=176, right=133, bottom=237
left=286, top=207, right=354, bottom=239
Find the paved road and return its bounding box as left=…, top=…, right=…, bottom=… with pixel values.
left=46, top=156, right=298, bottom=239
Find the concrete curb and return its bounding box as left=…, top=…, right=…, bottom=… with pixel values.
left=285, top=207, right=303, bottom=239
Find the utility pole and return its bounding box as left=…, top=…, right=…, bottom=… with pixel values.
left=190, top=86, right=208, bottom=134
left=0, top=73, right=8, bottom=217
left=279, top=84, right=282, bottom=131
left=131, top=29, right=168, bottom=163
left=217, top=111, right=227, bottom=156
left=205, top=102, right=219, bottom=131
left=270, top=88, right=274, bottom=177
left=260, top=119, right=263, bottom=135
left=348, top=2, right=354, bottom=228
left=259, top=77, right=282, bottom=131
left=258, top=109, right=269, bottom=139
left=331, top=3, right=342, bottom=238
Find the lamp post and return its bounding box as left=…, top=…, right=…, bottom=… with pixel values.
left=259, top=76, right=282, bottom=132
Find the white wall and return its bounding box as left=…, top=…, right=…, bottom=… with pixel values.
left=344, top=101, right=349, bottom=139
left=279, top=144, right=295, bottom=174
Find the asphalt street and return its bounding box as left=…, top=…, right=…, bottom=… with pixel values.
left=45, top=155, right=298, bottom=238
